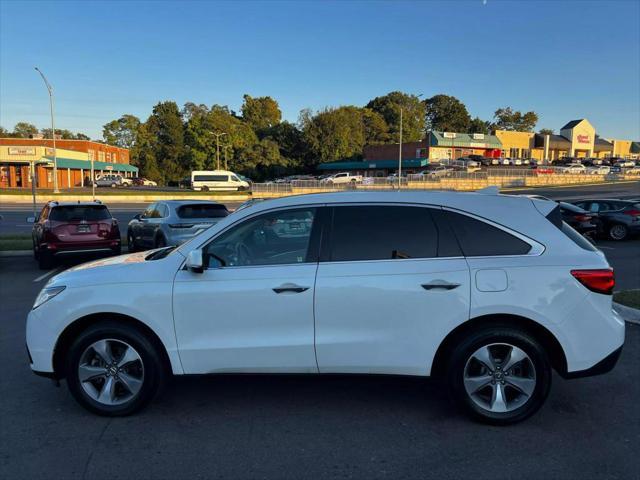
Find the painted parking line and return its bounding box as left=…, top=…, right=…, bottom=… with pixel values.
left=33, top=267, right=61, bottom=283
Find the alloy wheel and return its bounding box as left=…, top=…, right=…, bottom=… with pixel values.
left=609, top=225, right=627, bottom=240
left=78, top=339, right=144, bottom=406
left=463, top=343, right=536, bottom=413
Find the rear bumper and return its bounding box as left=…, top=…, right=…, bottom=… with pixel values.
left=42, top=239, right=121, bottom=255
left=562, top=345, right=623, bottom=379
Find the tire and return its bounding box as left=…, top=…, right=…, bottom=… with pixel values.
left=608, top=224, right=628, bottom=241
left=38, top=250, right=54, bottom=270
left=202, top=186, right=210, bottom=192
left=155, top=235, right=167, bottom=248
left=445, top=326, right=551, bottom=425
left=65, top=321, right=166, bottom=416
left=33, top=239, right=39, bottom=260
left=127, top=231, right=137, bottom=252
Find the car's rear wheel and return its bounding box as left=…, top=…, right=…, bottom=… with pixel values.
left=446, top=327, right=551, bottom=425
left=202, top=185, right=210, bottom=192
left=66, top=322, right=165, bottom=416
left=127, top=231, right=137, bottom=252
left=38, top=250, right=53, bottom=270
left=608, top=224, right=628, bottom=241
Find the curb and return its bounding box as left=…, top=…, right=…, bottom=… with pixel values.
left=0, top=250, right=32, bottom=257
left=613, top=302, right=640, bottom=325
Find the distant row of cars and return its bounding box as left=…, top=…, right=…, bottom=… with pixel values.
left=93, top=174, right=157, bottom=188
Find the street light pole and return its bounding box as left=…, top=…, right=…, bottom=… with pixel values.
left=398, top=107, right=403, bottom=190
left=35, top=67, right=59, bottom=193
left=223, top=145, right=231, bottom=170
left=212, top=132, right=227, bottom=170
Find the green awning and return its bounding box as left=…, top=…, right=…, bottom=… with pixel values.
left=43, top=156, right=138, bottom=173
left=318, top=159, right=429, bottom=171
left=430, top=131, right=502, bottom=149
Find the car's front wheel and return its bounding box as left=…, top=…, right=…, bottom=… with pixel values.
left=608, top=224, right=628, bottom=241
left=66, top=322, right=165, bottom=416
left=446, top=327, right=551, bottom=425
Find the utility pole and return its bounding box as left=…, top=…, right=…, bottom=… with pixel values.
left=212, top=132, right=227, bottom=170
left=35, top=67, right=59, bottom=193
left=223, top=145, right=231, bottom=170
left=30, top=160, right=37, bottom=218
left=398, top=107, right=403, bottom=190
left=91, top=154, right=95, bottom=201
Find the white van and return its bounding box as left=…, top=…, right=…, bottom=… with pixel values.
left=190, top=170, right=250, bottom=191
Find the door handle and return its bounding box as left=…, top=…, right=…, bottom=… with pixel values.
left=273, top=284, right=309, bottom=294
left=421, top=282, right=460, bottom=291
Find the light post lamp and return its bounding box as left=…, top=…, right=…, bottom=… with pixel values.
left=211, top=132, right=228, bottom=170
left=398, top=93, right=422, bottom=190
left=34, top=67, right=59, bottom=193
left=223, top=144, right=232, bottom=170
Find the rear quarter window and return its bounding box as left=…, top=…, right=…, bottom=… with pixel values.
left=440, top=210, right=532, bottom=256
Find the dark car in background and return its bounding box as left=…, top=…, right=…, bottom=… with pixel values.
left=558, top=201, right=597, bottom=236
left=28, top=201, right=121, bottom=269
left=127, top=200, right=229, bottom=251
left=570, top=199, right=640, bottom=241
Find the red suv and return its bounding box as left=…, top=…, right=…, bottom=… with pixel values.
left=30, top=201, right=121, bottom=269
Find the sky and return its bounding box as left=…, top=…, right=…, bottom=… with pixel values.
left=1, top=0, right=639, bottom=140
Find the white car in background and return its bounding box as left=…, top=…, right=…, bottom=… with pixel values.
left=588, top=166, right=611, bottom=175
left=563, top=163, right=587, bottom=174
left=27, top=191, right=624, bottom=424
left=320, top=172, right=363, bottom=184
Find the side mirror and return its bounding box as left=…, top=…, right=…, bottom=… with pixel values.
left=133, top=213, right=141, bottom=221
left=26, top=216, right=36, bottom=224
left=186, top=249, right=204, bottom=273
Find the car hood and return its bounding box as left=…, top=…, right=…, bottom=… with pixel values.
left=46, top=249, right=185, bottom=288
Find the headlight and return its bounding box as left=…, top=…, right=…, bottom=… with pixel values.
left=33, top=285, right=66, bottom=310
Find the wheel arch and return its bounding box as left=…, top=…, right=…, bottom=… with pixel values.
left=430, top=314, right=567, bottom=378
left=52, top=312, right=173, bottom=379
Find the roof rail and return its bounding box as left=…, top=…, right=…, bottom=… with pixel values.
left=477, top=186, right=500, bottom=195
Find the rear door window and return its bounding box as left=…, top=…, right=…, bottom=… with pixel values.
left=327, top=206, right=438, bottom=261
left=439, top=210, right=532, bottom=256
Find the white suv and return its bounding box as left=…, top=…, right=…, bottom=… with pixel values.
left=26, top=191, right=624, bottom=424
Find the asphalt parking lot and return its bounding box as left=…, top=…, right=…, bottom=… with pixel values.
left=1, top=248, right=639, bottom=479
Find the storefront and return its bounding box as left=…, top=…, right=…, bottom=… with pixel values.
left=428, top=132, right=502, bottom=161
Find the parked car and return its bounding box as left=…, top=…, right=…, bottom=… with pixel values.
left=570, top=199, right=640, bottom=240
left=320, top=172, right=363, bottom=184
left=133, top=177, right=158, bottom=186
left=27, top=191, right=624, bottom=424
left=587, top=166, right=611, bottom=175
left=562, top=163, right=587, bottom=174
left=614, top=160, right=636, bottom=168
left=626, top=167, right=640, bottom=175
left=191, top=170, right=250, bottom=191
left=28, top=201, right=121, bottom=269
left=557, top=202, right=597, bottom=236
left=417, top=165, right=453, bottom=178
left=491, top=158, right=502, bottom=166
left=95, top=174, right=131, bottom=187
left=127, top=200, right=230, bottom=250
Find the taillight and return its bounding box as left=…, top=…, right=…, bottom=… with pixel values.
left=574, top=215, right=592, bottom=222
left=623, top=209, right=640, bottom=217
left=571, top=269, right=615, bottom=295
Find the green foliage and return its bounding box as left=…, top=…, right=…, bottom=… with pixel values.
left=303, top=106, right=369, bottom=162
left=493, top=107, right=539, bottom=132
left=468, top=117, right=490, bottom=134
left=241, top=95, right=282, bottom=132
left=538, top=128, right=554, bottom=135
left=424, top=95, right=471, bottom=133
left=366, top=91, right=425, bottom=142
left=12, top=122, right=39, bottom=138
left=102, top=115, right=141, bottom=148
left=145, top=101, right=186, bottom=184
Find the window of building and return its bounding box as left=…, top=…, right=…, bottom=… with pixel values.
left=440, top=210, right=531, bottom=256
left=205, top=208, right=317, bottom=267
left=99, top=151, right=105, bottom=162
left=521, top=149, right=530, bottom=158
left=509, top=148, right=520, bottom=158
left=328, top=206, right=438, bottom=261
left=88, top=150, right=95, bottom=161
left=416, top=148, right=428, bottom=158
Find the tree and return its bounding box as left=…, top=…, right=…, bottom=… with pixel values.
left=468, top=117, right=490, bottom=134
left=12, top=122, right=39, bottom=138
left=538, top=128, right=554, bottom=136
left=145, top=101, right=186, bottom=184
left=241, top=95, right=282, bottom=132
left=235, top=139, right=285, bottom=180
left=361, top=108, right=390, bottom=144
left=131, top=123, right=161, bottom=181
left=262, top=121, right=310, bottom=166
left=366, top=91, right=425, bottom=142
left=0, top=126, right=8, bottom=136
left=424, top=95, right=471, bottom=133
left=102, top=115, right=142, bottom=148
left=493, top=107, right=539, bottom=132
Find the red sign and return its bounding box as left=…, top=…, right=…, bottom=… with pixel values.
left=577, top=134, right=590, bottom=144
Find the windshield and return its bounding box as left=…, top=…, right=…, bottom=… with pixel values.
left=177, top=204, right=229, bottom=219
left=49, top=205, right=111, bottom=221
